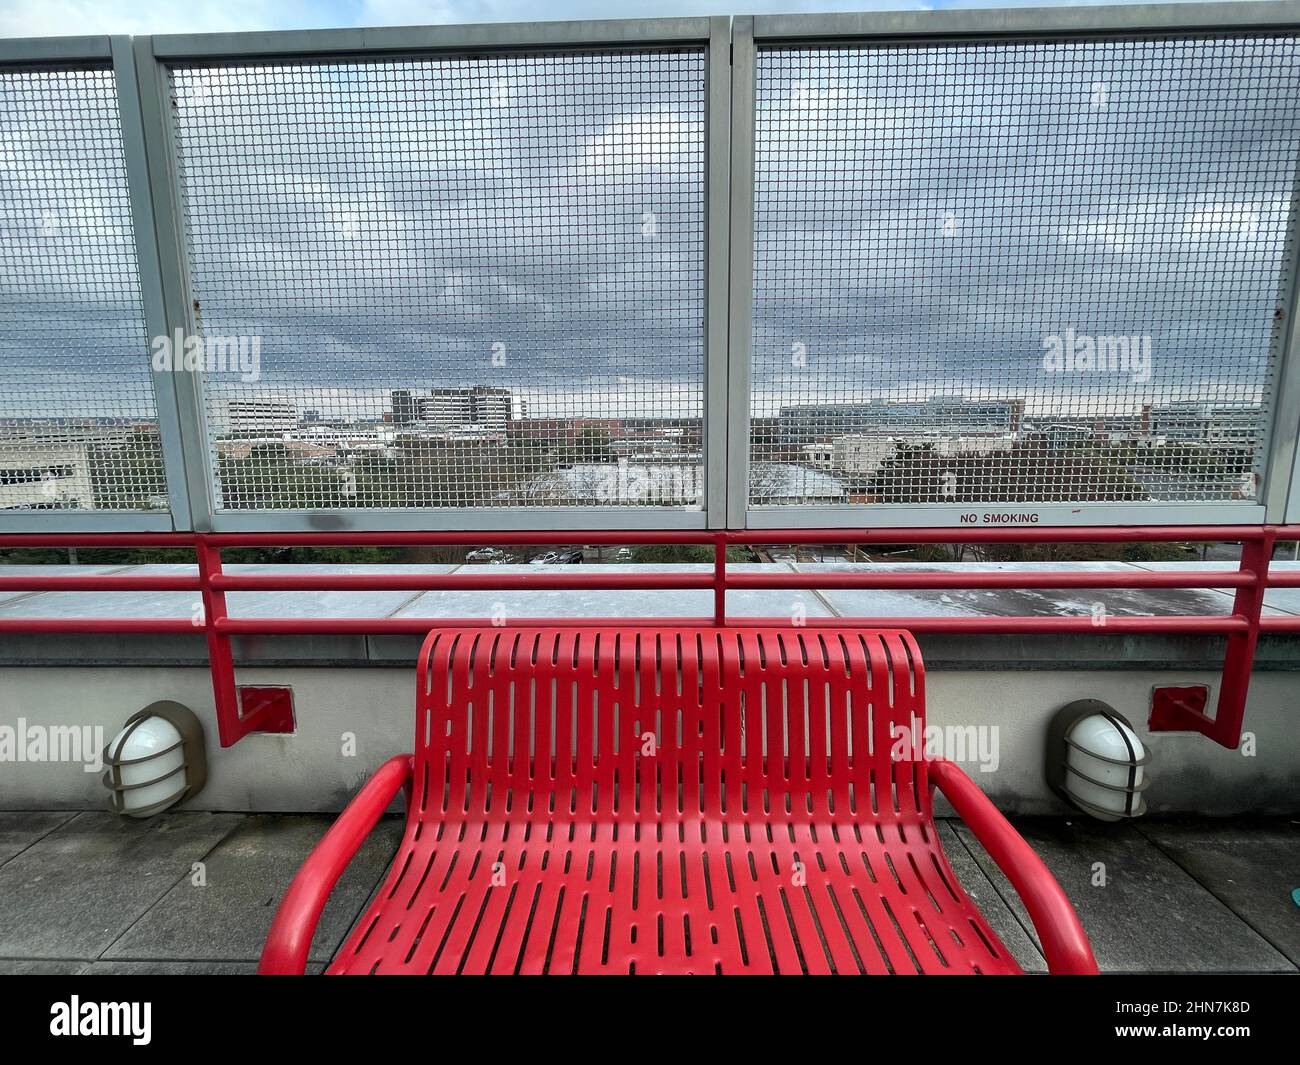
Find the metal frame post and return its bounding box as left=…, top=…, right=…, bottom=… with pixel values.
left=130, top=36, right=216, bottom=533
left=703, top=16, right=733, bottom=529
left=1145, top=529, right=1273, bottom=748
left=1262, top=161, right=1300, bottom=524
left=725, top=16, right=757, bottom=529
left=1215, top=529, right=1275, bottom=746
left=111, top=35, right=193, bottom=532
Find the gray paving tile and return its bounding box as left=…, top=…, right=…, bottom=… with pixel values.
left=954, top=819, right=1295, bottom=973
left=1138, top=819, right=1300, bottom=968
left=936, top=820, right=1046, bottom=973
left=103, top=814, right=404, bottom=963
left=0, top=811, right=241, bottom=960
left=0, top=811, right=1288, bottom=975
left=0, top=959, right=90, bottom=975
left=85, top=960, right=260, bottom=975
left=84, top=960, right=326, bottom=974
left=0, top=811, right=76, bottom=866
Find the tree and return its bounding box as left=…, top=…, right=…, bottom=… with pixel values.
left=868, top=443, right=1146, bottom=504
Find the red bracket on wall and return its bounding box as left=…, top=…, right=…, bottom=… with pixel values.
left=1150, top=684, right=1211, bottom=732
left=237, top=687, right=296, bottom=736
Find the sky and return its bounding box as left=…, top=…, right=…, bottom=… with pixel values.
left=0, top=0, right=1243, bottom=39
left=0, top=0, right=1294, bottom=478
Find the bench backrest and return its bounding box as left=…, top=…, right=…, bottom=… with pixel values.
left=414, top=626, right=928, bottom=823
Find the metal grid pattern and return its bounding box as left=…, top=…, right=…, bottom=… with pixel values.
left=168, top=49, right=707, bottom=512
left=0, top=66, right=166, bottom=513
left=749, top=34, right=1300, bottom=508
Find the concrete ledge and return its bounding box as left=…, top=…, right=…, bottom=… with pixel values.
left=1, top=662, right=1297, bottom=815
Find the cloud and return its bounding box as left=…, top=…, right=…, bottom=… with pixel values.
left=4, top=0, right=1137, bottom=39
left=0, top=0, right=317, bottom=36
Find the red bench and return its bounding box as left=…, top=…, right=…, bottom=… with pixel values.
left=260, top=626, right=1098, bottom=974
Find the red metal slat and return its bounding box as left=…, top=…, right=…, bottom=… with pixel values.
left=1260, top=615, right=1300, bottom=631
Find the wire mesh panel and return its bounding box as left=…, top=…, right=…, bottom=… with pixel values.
left=0, top=65, right=167, bottom=513
left=168, top=48, right=707, bottom=513
left=749, top=34, right=1300, bottom=511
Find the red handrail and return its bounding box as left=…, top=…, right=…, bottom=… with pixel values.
left=2, top=523, right=1295, bottom=748
left=258, top=754, right=413, bottom=976
left=929, top=759, right=1099, bottom=974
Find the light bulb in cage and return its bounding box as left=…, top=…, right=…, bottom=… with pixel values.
left=1046, top=699, right=1150, bottom=821
left=102, top=701, right=207, bottom=817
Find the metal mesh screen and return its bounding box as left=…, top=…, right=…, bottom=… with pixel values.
left=0, top=66, right=167, bottom=513
left=169, top=49, right=706, bottom=512
left=750, top=35, right=1300, bottom=509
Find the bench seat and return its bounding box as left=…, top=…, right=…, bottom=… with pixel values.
left=260, top=626, right=1097, bottom=975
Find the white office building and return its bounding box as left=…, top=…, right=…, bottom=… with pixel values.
left=214, top=399, right=299, bottom=437
left=0, top=445, right=95, bottom=510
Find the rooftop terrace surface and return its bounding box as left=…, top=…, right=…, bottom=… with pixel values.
left=0, top=812, right=1294, bottom=975
left=4, top=560, right=1300, bottom=622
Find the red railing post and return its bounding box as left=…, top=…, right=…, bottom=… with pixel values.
left=713, top=533, right=727, bottom=626
left=1210, top=527, right=1275, bottom=749
left=196, top=535, right=243, bottom=748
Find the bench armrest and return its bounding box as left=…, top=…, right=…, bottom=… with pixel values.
left=929, top=758, right=1099, bottom=975
left=258, top=754, right=413, bottom=975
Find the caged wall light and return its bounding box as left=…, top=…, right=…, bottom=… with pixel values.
left=1046, top=699, right=1150, bottom=821
left=102, top=701, right=207, bottom=817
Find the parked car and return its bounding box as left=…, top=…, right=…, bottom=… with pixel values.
left=466, top=547, right=513, bottom=564
left=529, top=549, right=583, bottom=565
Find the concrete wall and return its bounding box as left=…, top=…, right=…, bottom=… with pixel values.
left=0, top=661, right=1295, bottom=815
